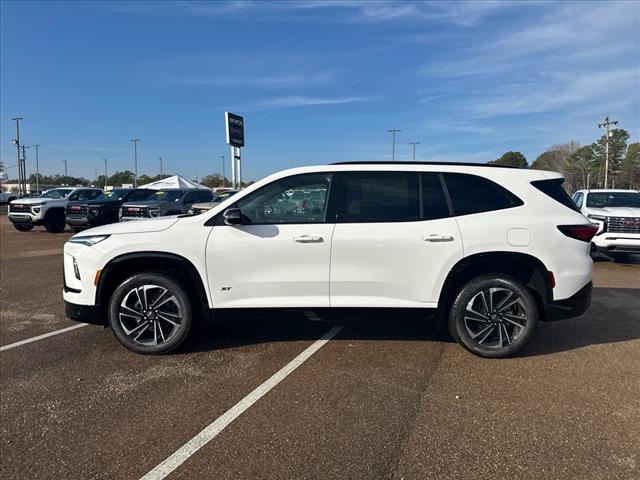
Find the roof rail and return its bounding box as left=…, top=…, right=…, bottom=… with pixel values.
left=330, top=161, right=519, bottom=169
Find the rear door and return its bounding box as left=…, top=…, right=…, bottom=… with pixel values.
left=206, top=172, right=334, bottom=308
left=329, top=171, right=463, bottom=307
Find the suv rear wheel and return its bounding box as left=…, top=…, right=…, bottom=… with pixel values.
left=449, top=274, right=538, bottom=358
left=108, top=272, right=193, bottom=354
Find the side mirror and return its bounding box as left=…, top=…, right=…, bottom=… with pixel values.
left=223, top=208, right=242, bottom=226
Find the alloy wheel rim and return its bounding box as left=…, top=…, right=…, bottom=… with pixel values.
left=464, top=287, right=527, bottom=349
left=119, top=284, right=182, bottom=346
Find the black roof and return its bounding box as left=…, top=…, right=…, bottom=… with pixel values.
left=331, top=161, right=518, bottom=168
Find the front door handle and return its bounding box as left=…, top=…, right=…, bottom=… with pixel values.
left=294, top=235, right=324, bottom=243
left=422, top=234, right=454, bottom=242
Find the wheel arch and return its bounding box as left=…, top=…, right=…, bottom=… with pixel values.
left=95, top=252, right=210, bottom=324
left=437, top=251, right=553, bottom=326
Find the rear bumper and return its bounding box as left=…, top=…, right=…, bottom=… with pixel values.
left=64, top=300, right=105, bottom=326
left=544, top=282, right=592, bottom=322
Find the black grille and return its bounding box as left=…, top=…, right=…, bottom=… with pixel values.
left=122, top=206, right=148, bottom=217
left=607, top=217, right=640, bottom=234
left=10, top=203, right=30, bottom=213
left=66, top=204, right=88, bottom=217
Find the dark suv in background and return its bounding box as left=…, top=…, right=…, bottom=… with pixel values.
left=66, top=188, right=154, bottom=232
left=120, top=188, right=214, bottom=220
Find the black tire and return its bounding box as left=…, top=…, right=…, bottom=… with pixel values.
left=108, top=272, right=193, bottom=354
left=13, top=223, right=34, bottom=232
left=449, top=274, right=538, bottom=358
left=44, top=210, right=66, bottom=233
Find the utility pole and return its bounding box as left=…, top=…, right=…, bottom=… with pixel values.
left=33, top=144, right=41, bottom=194
left=12, top=117, right=23, bottom=196
left=130, top=139, right=140, bottom=187
left=221, top=155, right=225, bottom=188
left=598, top=116, right=618, bottom=189
left=102, top=159, right=108, bottom=188
left=62, top=160, right=68, bottom=184
left=387, top=128, right=401, bottom=161
left=21, top=145, right=29, bottom=194
left=409, top=141, right=420, bottom=161
left=158, top=157, right=163, bottom=179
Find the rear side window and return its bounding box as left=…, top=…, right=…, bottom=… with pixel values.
left=443, top=173, right=523, bottom=216
left=531, top=179, right=580, bottom=212
left=336, top=172, right=420, bottom=223
left=421, top=173, right=451, bottom=220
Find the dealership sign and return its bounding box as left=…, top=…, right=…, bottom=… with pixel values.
left=225, top=112, right=245, bottom=148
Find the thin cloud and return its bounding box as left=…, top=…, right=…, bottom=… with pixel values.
left=244, top=95, right=369, bottom=111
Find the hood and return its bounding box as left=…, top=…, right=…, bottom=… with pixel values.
left=586, top=206, right=640, bottom=217
left=10, top=197, right=63, bottom=205
left=78, top=217, right=180, bottom=236
left=122, top=200, right=166, bottom=208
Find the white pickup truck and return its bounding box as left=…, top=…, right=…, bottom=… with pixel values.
left=0, top=187, right=18, bottom=204
left=8, top=187, right=102, bottom=232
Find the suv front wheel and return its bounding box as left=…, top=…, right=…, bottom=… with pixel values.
left=449, top=275, right=538, bottom=358
left=108, top=272, right=193, bottom=354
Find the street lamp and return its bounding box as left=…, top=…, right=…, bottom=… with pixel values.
left=409, top=142, right=420, bottom=161
left=221, top=155, right=225, bottom=188
left=387, top=128, right=401, bottom=161
left=158, top=157, right=163, bottom=179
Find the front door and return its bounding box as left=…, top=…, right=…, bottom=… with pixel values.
left=206, top=172, right=334, bottom=308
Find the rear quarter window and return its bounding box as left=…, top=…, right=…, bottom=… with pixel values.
left=530, top=179, right=580, bottom=212
left=443, top=173, right=523, bottom=216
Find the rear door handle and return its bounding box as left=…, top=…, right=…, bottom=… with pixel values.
left=422, top=234, right=454, bottom=242
left=294, top=235, right=324, bottom=243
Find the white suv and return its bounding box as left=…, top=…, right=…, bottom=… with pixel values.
left=9, top=187, right=102, bottom=232
left=63, top=163, right=596, bottom=358
left=572, top=189, right=640, bottom=258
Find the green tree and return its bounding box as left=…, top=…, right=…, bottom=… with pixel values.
left=200, top=174, right=228, bottom=189
left=619, top=142, right=640, bottom=189
left=591, top=128, right=630, bottom=187
left=108, top=170, right=135, bottom=186
left=489, top=151, right=528, bottom=168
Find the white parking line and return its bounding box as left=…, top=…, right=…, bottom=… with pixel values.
left=0, top=323, right=88, bottom=352
left=140, top=325, right=343, bottom=480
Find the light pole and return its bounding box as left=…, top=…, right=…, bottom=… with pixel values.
left=102, top=159, right=108, bottom=188
left=598, top=116, right=618, bottom=189
left=221, top=155, right=225, bottom=188
left=62, top=160, right=68, bottom=184
left=409, top=141, right=420, bottom=161
left=130, top=139, right=140, bottom=187
left=158, top=157, right=163, bottom=179
left=12, top=117, right=23, bottom=196
left=21, top=145, right=29, bottom=192
left=33, top=144, right=41, bottom=194
left=387, top=128, right=401, bottom=161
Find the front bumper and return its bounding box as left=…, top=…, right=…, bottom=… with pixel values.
left=544, top=282, right=592, bottom=322
left=65, top=300, right=105, bottom=326
left=592, top=234, right=640, bottom=254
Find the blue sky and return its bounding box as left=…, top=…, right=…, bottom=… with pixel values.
left=1, top=0, right=639, bottom=181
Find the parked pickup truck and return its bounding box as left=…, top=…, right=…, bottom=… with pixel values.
left=120, top=188, right=214, bottom=221
left=0, top=188, right=18, bottom=204
left=66, top=188, right=154, bottom=233
left=9, top=187, right=102, bottom=232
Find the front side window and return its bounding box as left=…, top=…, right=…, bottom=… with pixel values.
left=336, top=172, right=420, bottom=223
left=126, top=189, right=154, bottom=202
left=573, top=192, right=584, bottom=208
left=235, top=173, right=331, bottom=224
left=153, top=190, right=185, bottom=202
left=444, top=173, right=523, bottom=216
left=197, top=190, right=214, bottom=202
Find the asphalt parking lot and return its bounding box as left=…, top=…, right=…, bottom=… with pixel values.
left=1, top=215, right=639, bottom=480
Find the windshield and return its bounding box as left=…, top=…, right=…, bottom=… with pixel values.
left=95, top=189, right=130, bottom=201
left=586, top=192, right=640, bottom=208
left=41, top=188, right=72, bottom=199
left=152, top=190, right=185, bottom=202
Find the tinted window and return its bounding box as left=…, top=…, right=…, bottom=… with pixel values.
left=153, top=190, right=185, bottom=202
left=183, top=192, right=199, bottom=204
left=586, top=191, right=640, bottom=208
left=337, top=172, right=420, bottom=223
left=197, top=190, right=214, bottom=202
left=71, top=189, right=101, bottom=201
left=421, top=173, right=451, bottom=220
left=530, top=178, right=580, bottom=212
left=235, top=173, right=331, bottom=224
left=127, top=189, right=153, bottom=202
left=42, top=188, right=72, bottom=199
left=444, top=173, right=523, bottom=216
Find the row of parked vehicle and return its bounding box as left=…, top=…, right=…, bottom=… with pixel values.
left=7, top=186, right=238, bottom=233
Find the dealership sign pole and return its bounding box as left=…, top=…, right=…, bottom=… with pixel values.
left=225, top=112, right=244, bottom=189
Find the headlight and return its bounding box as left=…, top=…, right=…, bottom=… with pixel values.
left=69, top=234, right=110, bottom=246
left=188, top=209, right=194, bottom=214
left=32, top=207, right=41, bottom=213
left=149, top=209, right=160, bottom=217
left=587, top=214, right=607, bottom=221
left=31, top=202, right=46, bottom=207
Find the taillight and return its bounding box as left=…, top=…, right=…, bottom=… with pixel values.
left=557, top=224, right=599, bottom=242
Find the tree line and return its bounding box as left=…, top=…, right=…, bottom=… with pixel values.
left=488, top=129, right=639, bottom=192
